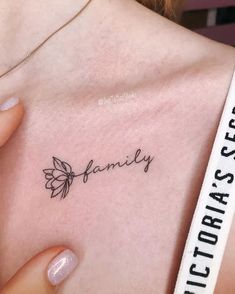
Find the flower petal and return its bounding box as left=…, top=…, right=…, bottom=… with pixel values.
left=53, top=157, right=66, bottom=171
left=43, top=169, right=53, bottom=175
left=53, top=169, right=67, bottom=180
left=46, top=178, right=54, bottom=189
left=56, top=175, right=68, bottom=181
left=68, top=175, right=73, bottom=186
left=52, top=157, right=73, bottom=174
left=46, top=174, right=53, bottom=180
left=61, top=181, right=70, bottom=199
left=51, top=179, right=64, bottom=189
left=51, top=183, right=65, bottom=198
left=61, top=161, right=72, bottom=173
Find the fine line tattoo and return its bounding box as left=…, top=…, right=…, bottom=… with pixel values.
left=43, top=148, right=154, bottom=199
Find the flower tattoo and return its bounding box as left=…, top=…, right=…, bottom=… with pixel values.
left=43, top=157, right=75, bottom=199
left=43, top=149, right=154, bottom=199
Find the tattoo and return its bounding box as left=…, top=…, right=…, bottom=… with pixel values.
left=43, top=148, right=154, bottom=199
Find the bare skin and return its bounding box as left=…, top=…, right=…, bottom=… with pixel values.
left=0, top=0, right=235, bottom=293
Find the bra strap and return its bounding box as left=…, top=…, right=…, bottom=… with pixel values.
left=174, top=69, right=235, bottom=294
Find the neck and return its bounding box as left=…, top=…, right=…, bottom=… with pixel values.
left=0, top=0, right=96, bottom=74
left=0, top=0, right=218, bottom=96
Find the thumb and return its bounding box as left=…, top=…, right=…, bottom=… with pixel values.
left=0, top=96, right=24, bottom=147
left=1, top=247, right=79, bottom=294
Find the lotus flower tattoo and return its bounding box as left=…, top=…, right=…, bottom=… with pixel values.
left=43, top=157, right=75, bottom=199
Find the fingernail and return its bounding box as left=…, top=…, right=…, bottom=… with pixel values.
left=0, top=97, right=19, bottom=111
left=47, top=249, right=79, bottom=286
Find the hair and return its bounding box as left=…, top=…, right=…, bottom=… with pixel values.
left=137, top=0, right=180, bottom=20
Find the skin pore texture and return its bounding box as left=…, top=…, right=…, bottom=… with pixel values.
left=0, top=0, right=235, bottom=293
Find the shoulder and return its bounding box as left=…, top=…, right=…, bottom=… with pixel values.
left=133, top=25, right=235, bottom=145
left=124, top=8, right=235, bottom=102
left=143, top=28, right=235, bottom=108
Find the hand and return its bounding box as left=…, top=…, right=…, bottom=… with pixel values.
left=0, top=97, right=24, bottom=147
left=1, top=246, right=79, bottom=294
left=0, top=98, right=79, bottom=293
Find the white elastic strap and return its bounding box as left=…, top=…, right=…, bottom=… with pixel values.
left=174, top=69, right=235, bottom=294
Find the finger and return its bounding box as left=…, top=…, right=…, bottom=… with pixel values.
left=1, top=247, right=79, bottom=294
left=0, top=97, right=24, bottom=147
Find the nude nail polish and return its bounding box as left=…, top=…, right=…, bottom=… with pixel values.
left=0, top=97, right=19, bottom=111
left=47, top=249, right=79, bottom=286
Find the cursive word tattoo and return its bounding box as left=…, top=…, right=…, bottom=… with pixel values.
left=43, top=148, right=154, bottom=199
